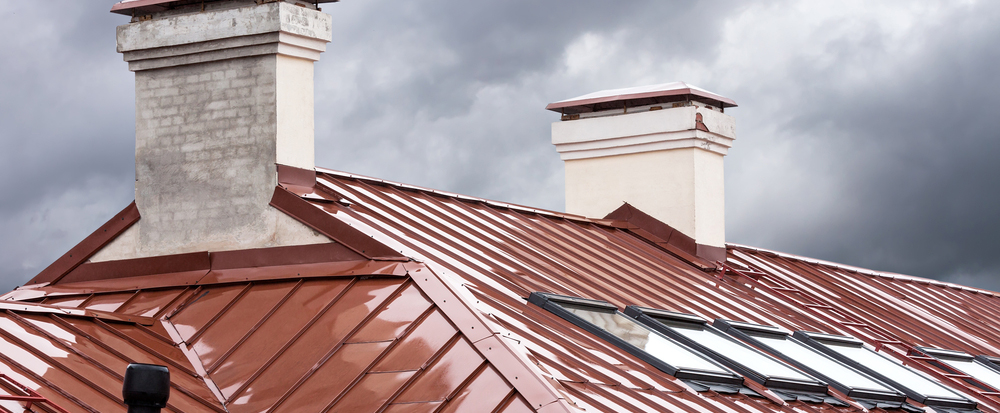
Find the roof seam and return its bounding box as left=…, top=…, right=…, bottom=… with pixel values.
left=404, top=262, right=574, bottom=412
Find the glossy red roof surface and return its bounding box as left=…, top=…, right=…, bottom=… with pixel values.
left=3, top=169, right=1000, bottom=412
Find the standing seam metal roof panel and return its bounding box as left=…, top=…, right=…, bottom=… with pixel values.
left=5, top=169, right=1000, bottom=412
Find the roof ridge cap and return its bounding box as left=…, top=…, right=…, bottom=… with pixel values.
left=727, top=243, right=997, bottom=295
left=316, top=168, right=609, bottom=225
left=403, top=262, right=575, bottom=412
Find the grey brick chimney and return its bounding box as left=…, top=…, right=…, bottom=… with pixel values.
left=93, top=0, right=337, bottom=260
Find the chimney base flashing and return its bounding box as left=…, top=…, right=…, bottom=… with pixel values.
left=697, top=244, right=727, bottom=263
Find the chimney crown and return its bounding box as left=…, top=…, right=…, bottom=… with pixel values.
left=111, top=0, right=338, bottom=19
left=546, top=81, right=736, bottom=119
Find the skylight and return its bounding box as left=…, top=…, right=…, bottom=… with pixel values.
left=920, top=347, right=1000, bottom=392
left=794, top=331, right=976, bottom=409
left=624, top=306, right=826, bottom=393
left=527, top=293, right=742, bottom=385
left=714, top=319, right=906, bottom=403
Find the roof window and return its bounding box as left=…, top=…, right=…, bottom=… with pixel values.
left=623, top=306, right=827, bottom=394
left=794, top=331, right=977, bottom=410
left=714, top=319, right=906, bottom=403
left=919, top=348, right=1000, bottom=392
left=527, top=293, right=742, bottom=385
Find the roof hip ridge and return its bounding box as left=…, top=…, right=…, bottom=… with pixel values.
left=403, top=261, right=576, bottom=412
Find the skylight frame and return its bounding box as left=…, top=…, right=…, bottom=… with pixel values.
left=976, top=355, right=1000, bottom=373
left=623, top=306, right=828, bottom=393
left=795, top=331, right=977, bottom=410
left=714, top=319, right=907, bottom=403
left=919, top=347, right=1000, bottom=393
left=527, top=292, right=743, bottom=385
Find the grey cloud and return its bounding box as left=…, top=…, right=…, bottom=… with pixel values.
left=3, top=0, right=1000, bottom=294
left=723, top=2, right=1000, bottom=287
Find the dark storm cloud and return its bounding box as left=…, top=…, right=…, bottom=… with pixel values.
left=313, top=0, right=742, bottom=207
left=721, top=2, right=1000, bottom=290
left=0, top=2, right=135, bottom=292
left=2, top=0, right=999, bottom=294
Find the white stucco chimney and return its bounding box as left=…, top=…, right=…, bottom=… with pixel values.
left=548, top=82, right=737, bottom=261
left=93, top=0, right=338, bottom=260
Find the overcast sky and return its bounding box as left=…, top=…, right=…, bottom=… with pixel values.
left=1, top=0, right=999, bottom=293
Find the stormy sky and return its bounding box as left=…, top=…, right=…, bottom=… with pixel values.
left=1, top=0, right=999, bottom=293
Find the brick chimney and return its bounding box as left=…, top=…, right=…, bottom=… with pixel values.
left=93, top=0, right=338, bottom=260
left=547, top=82, right=737, bottom=262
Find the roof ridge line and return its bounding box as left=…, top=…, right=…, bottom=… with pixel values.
left=727, top=243, right=997, bottom=296
left=0, top=299, right=155, bottom=326
left=316, top=168, right=608, bottom=225
left=25, top=202, right=140, bottom=287
left=403, top=262, right=575, bottom=412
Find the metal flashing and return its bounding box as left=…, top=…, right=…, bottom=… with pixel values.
left=268, top=186, right=407, bottom=260
left=604, top=203, right=717, bottom=270
left=625, top=306, right=707, bottom=325
left=276, top=163, right=317, bottom=188
left=795, top=331, right=865, bottom=347
left=713, top=319, right=789, bottom=338
left=59, top=251, right=211, bottom=286
left=921, top=347, right=977, bottom=361
left=408, top=266, right=572, bottom=412
left=0, top=300, right=155, bottom=326
left=29, top=202, right=140, bottom=285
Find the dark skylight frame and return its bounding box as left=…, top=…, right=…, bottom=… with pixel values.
left=714, top=319, right=907, bottom=403
left=794, top=331, right=977, bottom=410
left=623, top=306, right=828, bottom=393
left=527, top=292, right=743, bottom=385
left=919, top=347, right=1000, bottom=393
left=976, top=355, right=1000, bottom=373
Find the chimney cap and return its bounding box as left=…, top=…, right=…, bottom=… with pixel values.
left=546, top=81, right=737, bottom=114
left=111, top=0, right=339, bottom=16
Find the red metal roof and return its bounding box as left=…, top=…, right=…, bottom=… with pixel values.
left=3, top=169, right=1000, bottom=412
left=546, top=81, right=738, bottom=114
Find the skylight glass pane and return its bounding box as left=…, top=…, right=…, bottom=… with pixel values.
left=824, top=343, right=962, bottom=399
left=754, top=335, right=891, bottom=391
left=941, top=359, right=1000, bottom=391
left=669, top=324, right=812, bottom=381
left=564, top=307, right=729, bottom=374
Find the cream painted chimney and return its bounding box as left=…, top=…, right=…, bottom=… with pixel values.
left=548, top=82, right=737, bottom=261
left=92, top=0, right=338, bottom=261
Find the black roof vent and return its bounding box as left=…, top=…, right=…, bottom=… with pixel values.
left=123, top=363, right=170, bottom=413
